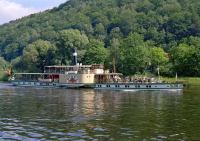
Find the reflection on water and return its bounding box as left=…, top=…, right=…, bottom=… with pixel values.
left=0, top=84, right=200, bottom=140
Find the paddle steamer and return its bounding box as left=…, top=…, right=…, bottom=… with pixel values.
left=10, top=49, right=183, bottom=90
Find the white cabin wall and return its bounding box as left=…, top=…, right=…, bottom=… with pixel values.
left=59, top=74, right=95, bottom=84
left=78, top=74, right=95, bottom=83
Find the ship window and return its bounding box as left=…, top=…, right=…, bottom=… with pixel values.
left=146, top=85, right=148, bottom=88
left=149, top=85, right=151, bottom=88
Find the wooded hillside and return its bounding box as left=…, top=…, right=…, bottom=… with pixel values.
left=0, top=0, right=200, bottom=76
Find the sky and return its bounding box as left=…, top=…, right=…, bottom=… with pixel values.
left=0, top=0, right=67, bottom=25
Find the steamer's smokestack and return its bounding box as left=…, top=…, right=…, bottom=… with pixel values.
left=72, top=48, right=77, bottom=65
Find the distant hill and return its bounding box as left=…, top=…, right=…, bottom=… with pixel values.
left=0, top=0, right=200, bottom=76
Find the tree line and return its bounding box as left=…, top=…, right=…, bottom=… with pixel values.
left=0, top=0, right=200, bottom=76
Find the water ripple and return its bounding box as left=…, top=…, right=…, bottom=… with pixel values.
left=0, top=85, right=199, bottom=140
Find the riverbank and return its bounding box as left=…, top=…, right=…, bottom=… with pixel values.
left=161, top=77, right=200, bottom=86
left=0, top=71, right=7, bottom=82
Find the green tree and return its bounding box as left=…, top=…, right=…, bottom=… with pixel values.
left=21, top=40, right=57, bottom=72
left=150, top=47, right=169, bottom=75
left=182, top=36, right=200, bottom=49
left=119, top=33, right=150, bottom=75
left=83, top=39, right=108, bottom=64
left=11, top=57, right=24, bottom=72
left=4, top=43, right=20, bottom=61
left=170, top=44, right=200, bottom=76
left=107, top=38, right=120, bottom=72
left=0, top=57, right=9, bottom=81
left=94, top=23, right=106, bottom=41
left=0, top=57, right=8, bottom=70
left=57, top=29, right=89, bottom=65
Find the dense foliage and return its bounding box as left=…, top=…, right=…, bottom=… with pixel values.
left=0, top=57, right=9, bottom=81
left=0, top=0, right=200, bottom=76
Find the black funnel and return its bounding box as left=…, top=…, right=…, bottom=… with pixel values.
left=72, top=48, right=77, bottom=65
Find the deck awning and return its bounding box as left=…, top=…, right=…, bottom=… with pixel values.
left=14, top=73, right=60, bottom=75
left=95, top=73, right=123, bottom=76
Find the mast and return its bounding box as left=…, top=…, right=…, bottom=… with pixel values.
left=112, top=57, right=116, bottom=73
left=111, top=38, right=119, bottom=73
left=157, top=66, right=160, bottom=81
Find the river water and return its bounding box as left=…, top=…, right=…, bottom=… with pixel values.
left=0, top=83, right=200, bottom=141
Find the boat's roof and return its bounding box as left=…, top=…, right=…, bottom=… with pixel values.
left=44, top=65, right=92, bottom=68
left=14, top=73, right=60, bottom=75
left=95, top=73, right=123, bottom=76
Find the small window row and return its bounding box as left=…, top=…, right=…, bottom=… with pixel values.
left=97, top=85, right=102, bottom=87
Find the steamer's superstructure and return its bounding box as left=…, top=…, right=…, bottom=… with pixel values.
left=12, top=64, right=124, bottom=88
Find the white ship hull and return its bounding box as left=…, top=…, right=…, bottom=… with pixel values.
left=95, top=83, right=183, bottom=90
left=11, top=81, right=93, bottom=88
left=11, top=81, right=183, bottom=90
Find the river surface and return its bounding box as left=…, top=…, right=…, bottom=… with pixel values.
left=0, top=83, right=200, bottom=141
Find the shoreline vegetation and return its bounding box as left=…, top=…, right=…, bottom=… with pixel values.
left=0, top=71, right=8, bottom=82
left=1, top=68, right=199, bottom=86
left=161, top=77, right=200, bottom=87
left=0, top=0, right=199, bottom=78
